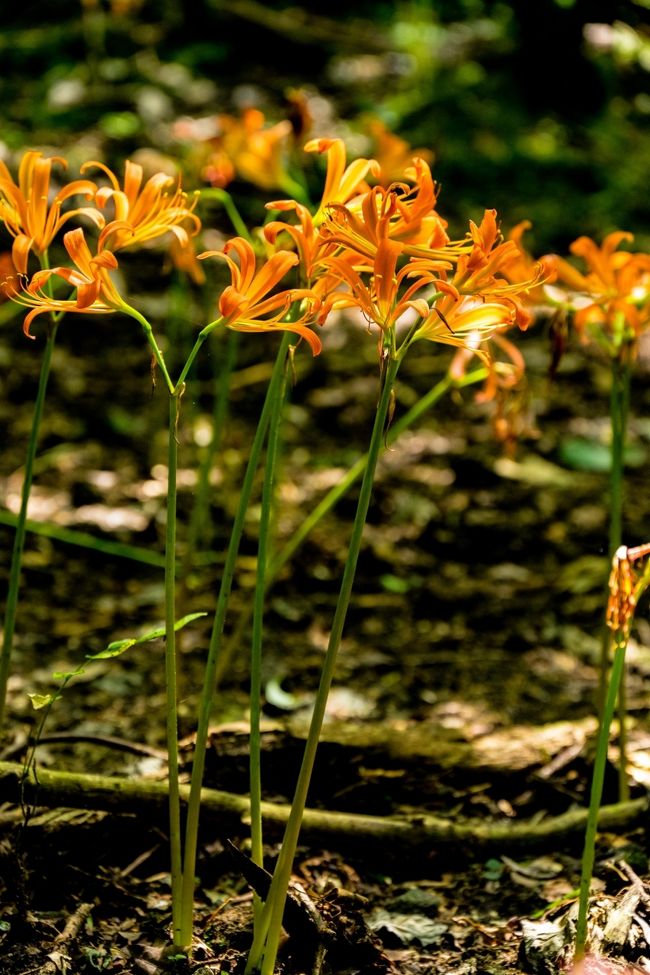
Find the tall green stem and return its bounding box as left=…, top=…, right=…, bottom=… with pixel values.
left=250, top=348, right=290, bottom=927
left=165, top=391, right=184, bottom=944
left=178, top=334, right=293, bottom=948
left=0, top=322, right=58, bottom=729
left=597, top=351, right=631, bottom=798
left=246, top=347, right=401, bottom=975
left=575, top=630, right=628, bottom=959
left=608, top=353, right=630, bottom=561
left=121, top=303, right=175, bottom=395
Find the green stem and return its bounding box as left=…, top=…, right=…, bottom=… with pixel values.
left=166, top=392, right=184, bottom=945
left=121, top=303, right=175, bottom=395
left=199, top=189, right=253, bottom=242
left=250, top=347, right=290, bottom=929
left=0, top=322, right=58, bottom=729
left=247, top=346, right=401, bottom=975
left=575, top=630, right=628, bottom=960
left=597, top=352, right=631, bottom=799
left=178, top=333, right=293, bottom=948
left=608, top=353, right=630, bottom=560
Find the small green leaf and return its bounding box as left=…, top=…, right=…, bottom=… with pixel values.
left=90, top=638, right=137, bottom=660
left=28, top=693, right=55, bottom=710
left=51, top=664, right=88, bottom=681
left=87, top=612, right=207, bottom=661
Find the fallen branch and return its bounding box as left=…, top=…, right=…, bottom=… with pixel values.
left=0, top=761, right=647, bottom=856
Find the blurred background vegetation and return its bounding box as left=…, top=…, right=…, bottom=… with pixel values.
left=2, top=0, right=649, bottom=253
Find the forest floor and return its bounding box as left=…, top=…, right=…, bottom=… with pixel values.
left=2, top=309, right=650, bottom=974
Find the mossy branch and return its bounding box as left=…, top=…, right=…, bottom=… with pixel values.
left=0, top=760, right=646, bottom=857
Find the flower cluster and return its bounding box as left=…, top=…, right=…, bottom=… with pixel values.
left=262, top=138, right=544, bottom=440
left=1, top=137, right=548, bottom=416
left=545, top=231, right=650, bottom=358
left=0, top=151, right=202, bottom=337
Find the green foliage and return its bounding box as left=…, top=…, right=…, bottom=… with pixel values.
left=28, top=612, right=207, bottom=709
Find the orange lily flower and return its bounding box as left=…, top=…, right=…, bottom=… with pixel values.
left=0, top=151, right=103, bottom=273
left=413, top=295, right=519, bottom=355
left=445, top=210, right=545, bottom=329
left=304, top=137, right=380, bottom=222
left=321, top=237, right=449, bottom=336
left=199, top=237, right=322, bottom=354
left=81, top=159, right=200, bottom=252
left=4, top=228, right=125, bottom=337
left=319, top=161, right=460, bottom=267
left=200, top=108, right=295, bottom=193
left=546, top=231, right=650, bottom=345
left=264, top=198, right=342, bottom=285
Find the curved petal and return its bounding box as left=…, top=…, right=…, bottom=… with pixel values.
left=11, top=234, right=34, bottom=274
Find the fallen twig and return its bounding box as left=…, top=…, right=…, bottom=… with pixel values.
left=0, top=761, right=647, bottom=857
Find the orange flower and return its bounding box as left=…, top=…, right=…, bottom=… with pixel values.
left=364, top=117, right=434, bottom=186
left=200, top=237, right=321, bottom=354
left=413, top=296, right=519, bottom=356
left=0, top=151, right=103, bottom=273
left=264, top=200, right=327, bottom=283
left=304, top=137, right=380, bottom=221
left=546, top=231, right=650, bottom=347
left=203, top=109, right=294, bottom=193
left=0, top=252, right=16, bottom=302
left=322, top=237, right=447, bottom=336
left=445, top=210, right=545, bottom=330
left=319, top=162, right=458, bottom=266
left=4, top=228, right=125, bottom=337
left=82, top=159, right=200, bottom=252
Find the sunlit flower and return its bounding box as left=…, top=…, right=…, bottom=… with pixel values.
left=321, top=237, right=450, bottom=339
left=546, top=231, right=650, bottom=349
left=304, top=137, right=380, bottom=221
left=3, top=228, right=125, bottom=337
left=412, top=295, right=519, bottom=356
left=446, top=210, right=546, bottom=330
left=264, top=198, right=345, bottom=287
left=199, top=236, right=322, bottom=354
left=82, top=159, right=200, bottom=252
left=319, top=161, right=459, bottom=267
left=321, top=182, right=453, bottom=269
left=0, top=151, right=103, bottom=273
